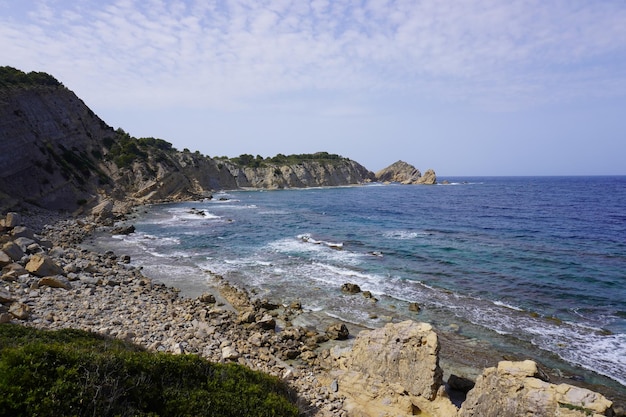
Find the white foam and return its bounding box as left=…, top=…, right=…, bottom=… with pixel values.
left=382, top=230, right=425, bottom=240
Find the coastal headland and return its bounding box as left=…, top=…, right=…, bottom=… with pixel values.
left=1, top=66, right=624, bottom=416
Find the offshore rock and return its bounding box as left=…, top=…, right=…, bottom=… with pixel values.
left=458, top=360, right=614, bottom=417
left=375, top=161, right=437, bottom=184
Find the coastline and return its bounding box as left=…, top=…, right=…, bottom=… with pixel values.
left=2, top=207, right=625, bottom=416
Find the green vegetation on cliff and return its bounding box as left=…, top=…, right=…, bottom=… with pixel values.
left=227, top=152, right=348, bottom=168
left=104, top=128, right=177, bottom=168
left=0, top=324, right=298, bottom=417
left=0, top=66, right=62, bottom=88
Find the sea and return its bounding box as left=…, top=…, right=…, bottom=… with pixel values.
left=89, top=176, right=626, bottom=390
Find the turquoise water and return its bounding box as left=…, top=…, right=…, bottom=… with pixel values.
left=99, top=177, right=626, bottom=387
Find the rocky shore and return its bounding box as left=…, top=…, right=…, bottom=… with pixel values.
left=1, top=209, right=624, bottom=417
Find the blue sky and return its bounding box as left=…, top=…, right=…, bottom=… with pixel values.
left=1, top=0, right=625, bottom=175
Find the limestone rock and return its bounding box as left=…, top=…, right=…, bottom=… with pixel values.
left=0, top=250, right=10, bottom=267
left=11, top=226, right=35, bottom=240
left=2, top=241, right=24, bottom=261
left=417, top=168, right=437, bottom=185
left=0, top=288, right=15, bottom=304
left=221, top=346, right=240, bottom=361
left=341, top=282, right=361, bottom=294
left=348, top=320, right=442, bottom=400
left=458, top=360, right=614, bottom=417
left=257, top=314, right=276, bottom=330
left=9, top=302, right=30, bottom=320
left=5, top=212, right=21, bottom=228
left=199, top=292, right=216, bottom=303
left=326, top=323, right=350, bottom=340
left=39, top=276, right=72, bottom=290
left=25, top=253, right=64, bottom=277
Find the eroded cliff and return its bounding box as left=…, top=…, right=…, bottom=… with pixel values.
left=0, top=67, right=375, bottom=213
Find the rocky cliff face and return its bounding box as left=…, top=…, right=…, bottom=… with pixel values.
left=375, top=160, right=437, bottom=184
left=225, top=159, right=374, bottom=189
left=0, top=84, right=115, bottom=211
left=0, top=68, right=374, bottom=213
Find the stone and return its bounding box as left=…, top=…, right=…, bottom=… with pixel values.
left=289, top=300, right=302, bottom=310
left=409, top=302, right=421, bottom=312
left=13, top=237, right=36, bottom=252
left=448, top=374, right=475, bottom=393
left=5, top=212, right=21, bottom=228
left=2, top=241, right=24, bottom=261
left=257, top=314, right=276, bottom=330
left=91, top=199, right=114, bottom=221
left=341, top=283, right=361, bottom=294
left=417, top=169, right=437, bottom=185
left=199, top=292, right=216, bottom=303
left=0, top=250, right=10, bottom=267
left=111, top=225, right=135, bottom=235
left=26, top=253, right=64, bottom=277
left=458, top=360, right=614, bottom=417
left=326, top=323, right=350, bottom=340
left=221, top=346, right=240, bottom=361
left=0, top=312, right=11, bottom=323
left=0, top=288, right=15, bottom=304
left=9, top=302, right=30, bottom=320
left=346, top=320, right=442, bottom=400
left=11, top=226, right=35, bottom=239
left=39, top=276, right=71, bottom=290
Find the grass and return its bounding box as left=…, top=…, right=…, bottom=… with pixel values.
left=0, top=324, right=299, bottom=417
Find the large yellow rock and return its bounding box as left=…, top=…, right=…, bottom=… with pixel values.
left=25, top=253, right=64, bottom=277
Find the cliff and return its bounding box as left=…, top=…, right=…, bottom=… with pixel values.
left=375, top=160, right=437, bottom=184
left=225, top=158, right=374, bottom=189
left=0, top=67, right=374, bottom=213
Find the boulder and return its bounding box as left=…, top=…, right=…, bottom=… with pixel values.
left=347, top=320, right=442, bottom=400
left=39, top=276, right=72, bottom=290
left=341, top=283, right=361, bottom=294
left=11, top=226, right=35, bottom=239
left=417, top=169, right=437, bottom=185
left=9, top=302, right=30, bottom=320
left=458, top=360, right=614, bottom=417
left=326, top=323, right=350, bottom=340
left=25, top=253, right=65, bottom=277
left=0, top=250, right=10, bottom=267
left=0, top=288, right=15, bottom=304
left=257, top=314, right=276, bottom=330
left=199, top=292, right=216, bottom=303
left=409, top=302, right=421, bottom=312
left=4, top=212, right=21, bottom=228
left=111, top=225, right=135, bottom=235
left=221, top=346, right=240, bottom=361
left=1, top=241, right=24, bottom=261
left=91, top=199, right=114, bottom=221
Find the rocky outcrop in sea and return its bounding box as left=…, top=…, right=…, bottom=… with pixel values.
left=375, top=160, right=437, bottom=184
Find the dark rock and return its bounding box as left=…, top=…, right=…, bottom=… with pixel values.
left=448, top=374, right=475, bottom=393
left=111, top=225, right=135, bottom=235
left=409, top=302, right=421, bottom=312
left=341, top=283, right=361, bottom=294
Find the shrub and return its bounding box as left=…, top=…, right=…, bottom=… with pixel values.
left=0, top=324, right=298, bottom=417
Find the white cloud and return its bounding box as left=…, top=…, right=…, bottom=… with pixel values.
left=1, top=0, right=625, bottom=112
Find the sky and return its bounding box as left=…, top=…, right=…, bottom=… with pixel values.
left=1, top=0, right=625, bottom=175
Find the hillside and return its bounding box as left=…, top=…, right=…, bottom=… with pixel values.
left=0, top=67, right=375, bottom=213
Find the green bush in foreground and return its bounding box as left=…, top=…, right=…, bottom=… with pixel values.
left=0, top=324, right=299, bottom=417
